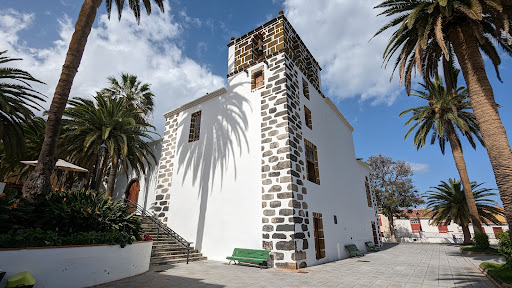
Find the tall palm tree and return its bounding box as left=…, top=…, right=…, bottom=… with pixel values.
left=0, top=50, right=45, bottom=158
left=22, top=0, right=165, bottom=203
left=374, top=0, right=512, bottom=238
left=100, top=73, right=155, bottom=124
left=60, top=94, right=157, bottom=196
left=400, top=72, right=485, bottom=233
left=425, top=179, right=504, bottom=244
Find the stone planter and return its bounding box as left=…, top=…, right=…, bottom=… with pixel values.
left=0, top=241, right=152, bottom=288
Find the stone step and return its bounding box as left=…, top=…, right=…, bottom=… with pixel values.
left=151, top=250, right=199, bottom=256
left=150, top=252, right=203, bottom=260
left=152, top=243, right=188, bottom=249
left=150, top=256, right=207, bottom=265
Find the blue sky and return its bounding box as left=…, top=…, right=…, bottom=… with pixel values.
left=1, top=0, right=511, bottom=205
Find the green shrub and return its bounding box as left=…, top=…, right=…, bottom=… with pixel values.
left=473, top=232, right=490, bottom=250
left=0, top=188, right=34, bottom=234
left=498, top=231, right=512, bottom=262
left=0, top=228, right=134, bottom=248
left=39, top=190, right=142, bottom=240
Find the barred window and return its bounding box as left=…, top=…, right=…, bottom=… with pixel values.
left=304, top=105, right=312, bottom=129
left=188, top=111, right=201, bottom=142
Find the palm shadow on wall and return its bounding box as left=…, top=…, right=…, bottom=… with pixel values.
left=176, top=81, right=251, bottom=251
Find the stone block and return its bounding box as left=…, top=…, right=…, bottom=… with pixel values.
left=276, top=240, right=295, bottom=251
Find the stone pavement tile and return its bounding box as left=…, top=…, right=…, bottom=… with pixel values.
left=370, top=280, right=392, bottom=287
left=403, top=284, right=422, bottom=288
left=387, top=283, right=407, bottom=288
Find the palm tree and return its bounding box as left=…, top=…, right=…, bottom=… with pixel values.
left=400, top=72, right=485, bottom=234
left=425, top=179, right=504, bottom=244
left=0, top=50, right=45, bottom=158
left=60, top=94, right=157, bottom=196
left=374, top=0, right=512, bottom=238
left=100, top=73, right=155, bottom=124
left=22, top=0, right=165, bottom=203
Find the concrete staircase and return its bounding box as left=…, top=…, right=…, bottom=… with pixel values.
left=141, top=217, right=206, bottom=265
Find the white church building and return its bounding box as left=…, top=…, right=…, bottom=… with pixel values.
left=115, top=11, right=381, bottom=269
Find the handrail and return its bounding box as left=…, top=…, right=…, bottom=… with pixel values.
left=126, top=199, right=191, bottom=264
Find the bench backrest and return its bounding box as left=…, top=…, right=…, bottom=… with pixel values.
left=232, top=248, right=270, bottom=260
left=345, top=244, right=359, bottom=251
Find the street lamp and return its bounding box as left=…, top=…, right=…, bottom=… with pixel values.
left=92, top=142, right=107, bottom=191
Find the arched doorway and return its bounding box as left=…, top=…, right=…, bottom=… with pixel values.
left=125, top=179, right=140, bottom=205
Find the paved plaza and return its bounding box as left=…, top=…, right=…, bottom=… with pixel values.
left=96, top=243, right=505, bottom=288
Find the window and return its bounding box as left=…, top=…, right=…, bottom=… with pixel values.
left=493, top=227, right=504, bottom=238
left=188, top=111, right=201, bottom=142
left=304, top=105, right=312, bottom=129
left=334, top=215, right=338, bottom=224
left=304, top=139, right=320, bottom=184
left=252, top=68, right=264, bottom=90
left=313, top=212, right=325, bottom=259
left=438, top=223, right=449, bottom=233
left=365, top=177, right=372, bottom=207
left=410, top=219, right=422, bottom=233
left=303, top=78, right=309, bottom=100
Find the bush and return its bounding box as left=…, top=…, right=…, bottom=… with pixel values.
left=498, top=231, right=512, bottom=262
left=0, top=188, right=34, bottom=234
left=0, top=228, right=135, bottom=248
left=39, top=190, right=142, bottom=240
left=473, top=232, right=490, bottom=250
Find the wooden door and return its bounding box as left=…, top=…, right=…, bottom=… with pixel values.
left=127, top=181, right=140, bottom=203
left=371, top=222, right=379, bottom=245
left=492, top=227, right=503, bottom=238
left=313, top=212, right=325, bottom=259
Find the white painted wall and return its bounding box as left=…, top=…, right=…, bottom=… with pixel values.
left=0, top=241, right=152, bottom=288
left=113, top=140, right=162, bottom=211
left=380, top=215, right=509, bottom=244
left=162, top=68, right=263, bottom=261
left=297, top=71, right=378, bottom=266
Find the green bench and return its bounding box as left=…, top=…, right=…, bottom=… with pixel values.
left=345, top=244, right=365, bottom=257
left=226, top=248, right=271, bottom=268
left=365, top=241, right=380, bottom=251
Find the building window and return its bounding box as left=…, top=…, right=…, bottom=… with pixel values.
left=251, top=68, right=264, bottom=90
left=334, top=215, right=338, bottom=224
left=438, top=223, right=449, bottom=233
left=493, top=227, right=504, bottom=238
left=365, top=177, right=372, bottom=207
left=304, top=105, right=312, bottom=129
left=304, top=139, right=320, bottom=184
left=410, top=219, right=422, bottom=233
left=313, top=212, right=325, bottom=259
left=188, top=111, right=201, bottom=142
left=303, top=78, right=309, bottom=100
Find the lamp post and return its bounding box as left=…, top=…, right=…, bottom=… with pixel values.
left=92, top=142, right=107, bottom=191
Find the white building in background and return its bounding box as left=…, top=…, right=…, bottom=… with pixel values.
left=116, top=11, right=381, bottom=269
left=379, top=209, right=509, bottom=244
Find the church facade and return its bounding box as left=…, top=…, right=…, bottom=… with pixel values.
left=116, top=11, right=381, bottom=269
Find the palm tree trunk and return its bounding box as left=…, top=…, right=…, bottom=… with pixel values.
left=461, top=224, right=471, bottom=244
left=21, top=0, right=103, bottom=203
left=450, top=25, right=512, bottom=240
left=387, top=214, right=397, bottom=242
left=106, top=159, right=118, bottom=197
left=444, top=120, right=483, bottom=234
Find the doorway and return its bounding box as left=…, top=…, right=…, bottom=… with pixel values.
left=126, top=180, right=140, bottom=204
left=313, top=212, right=325, bottom=259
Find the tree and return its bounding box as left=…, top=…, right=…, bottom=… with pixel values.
left=400, top=71, right=485, bottom=234
left=100, top=73, right=155, bottom=124
left=22, top=0, right=165, bottom=203
left=425, top=179, right=504, bottom=244
left=60, top=95, right=157, bottom=196
left=374, top=0, right=512, bottom=238
left=0, top=50, right=45, bottom=158
left=366, top=154, right=423, bottom=242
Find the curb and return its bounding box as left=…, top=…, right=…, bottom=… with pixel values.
left=460, top=249, right=501, bottom=256
left=479, top=264, right=512, bottom=288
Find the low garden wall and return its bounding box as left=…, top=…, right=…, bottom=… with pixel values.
left=0, top=241, right=152, bottom=288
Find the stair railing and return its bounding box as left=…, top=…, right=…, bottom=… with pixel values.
left=126, top=199, right=192, bottom=264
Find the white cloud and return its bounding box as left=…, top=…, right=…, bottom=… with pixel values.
left=284, top=0, right=402, bottom=105
left=408, top=162, right=430, bottom=174
left=0, top=6, right=224, bottom=134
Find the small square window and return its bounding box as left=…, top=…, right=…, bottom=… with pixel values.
left=255, top=71, right=264, bottom=89
left=303, top=78, right=310, bottom=100
left=334, top=215, right=338, bottom=224
left=304, top=105, right=312, bottom=129
left=188, top=111, right=201, bottom=142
